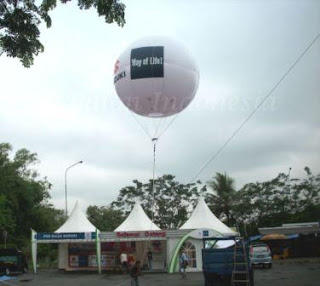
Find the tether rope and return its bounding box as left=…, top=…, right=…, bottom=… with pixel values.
left=190, top=33, right=320, bottom=183
left=150, top=137, right=158, bottom=223
left=139, top=137, right=158, bottom=269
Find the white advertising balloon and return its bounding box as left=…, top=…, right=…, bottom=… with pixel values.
left=113, top=36, right=199, bottom=118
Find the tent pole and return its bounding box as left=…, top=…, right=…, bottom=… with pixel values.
left=96, top=229, right=101, bottom=274
left=31, top=229, right=37, bottom=274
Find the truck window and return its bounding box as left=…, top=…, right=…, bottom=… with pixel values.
left=0, top=255, right=18, bottom=263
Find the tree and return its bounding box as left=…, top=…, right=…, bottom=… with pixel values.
left=111, top=174, right=207, bottom=229
left=0, top=193, right=15, bottom=235
left=0, top=0, right=125, bottom=67
left=233, top=167, right=320, bottom=235
left=86, top=205, right=124, bottom=231
left=0, top=142, right=63, bottom=247
left=207, top=172, right=236, bottom=226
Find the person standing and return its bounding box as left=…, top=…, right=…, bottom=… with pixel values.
left=130, top=261, right=142, bottom=286
left=179, top=251, right=188, bottom=278
left=147, top=249, right=153, bottom=270
left=120, top=252, right=128, bottom=273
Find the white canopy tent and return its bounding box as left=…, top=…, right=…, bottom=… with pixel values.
left=32, top=202, right=100, bottom=274
left=166, top=198, right=237, bottom=273
left=113, top=202, right=163, bottom=270
left=55, top=201, right=97, bottom=233
left=31, top=199, right=237, bottom=274
left=114, top=202, right=161, bottom=231
left=180, top=197, right=236, bottom=236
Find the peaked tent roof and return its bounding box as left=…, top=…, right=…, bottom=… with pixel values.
left=55, top=201, right=97, bottom=233
left=179, top=197, right=236, bottom=236
left=114, top=202, right=161, bottom=232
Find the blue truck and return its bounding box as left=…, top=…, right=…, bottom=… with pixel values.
left=0, top=248, right=28, bottom=275
left=202, top=237, right=254, bottom=286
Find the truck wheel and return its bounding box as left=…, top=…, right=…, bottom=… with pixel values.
left=204, top=275, right=210, bottom=286
left=250, top=269, right=254, bottom=286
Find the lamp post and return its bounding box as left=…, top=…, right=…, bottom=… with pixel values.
left=65, top=160, right=83, bottom=216
left=288, top=167, right=292, bottom=178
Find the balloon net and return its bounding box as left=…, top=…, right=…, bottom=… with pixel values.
left=130, top=112, right=179, bottom=140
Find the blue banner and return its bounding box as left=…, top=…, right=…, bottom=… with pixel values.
left=35, top=232, right=95, bottom=240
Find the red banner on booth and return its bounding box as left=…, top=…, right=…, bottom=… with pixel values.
left=116, top=231, right=166, bottom=238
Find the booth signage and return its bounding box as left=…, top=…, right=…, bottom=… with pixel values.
left=116, top=231, right=166, bottom=238
left=35, top=232, right=95, bottom=240
left=203, top=230, right=209, bottom=237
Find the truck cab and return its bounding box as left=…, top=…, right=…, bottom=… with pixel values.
left=202, top=237, right=254, bottom=286
left=0, top=248, right=28, bottom=275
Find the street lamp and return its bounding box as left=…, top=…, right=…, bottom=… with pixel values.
left=288, top=167, right=292, bottom=178
left=65, top=160, right=83, bottom=216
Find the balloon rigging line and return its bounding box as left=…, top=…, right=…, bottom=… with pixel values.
left=152, top=118, right=164, bottom=138
left=151, top=137, right=158, bottom=223
left=141, top=114, right=179, bottom=260
left=139, top=115, right=179, bottom=263
left=190, top=33, right=320, bottom=183
left=140, top=137, right=158, bottom=266
left=129, top=110, right=180, bottom=140
left=129, top=111, right=153, bottom=140
left=157, top=113, right=180, bottom=139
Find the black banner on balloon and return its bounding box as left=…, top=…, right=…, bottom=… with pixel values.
left=131, top=46, right=164, bottom=79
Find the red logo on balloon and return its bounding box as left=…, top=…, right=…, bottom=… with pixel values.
left=114, top=60, right=120, bottom=74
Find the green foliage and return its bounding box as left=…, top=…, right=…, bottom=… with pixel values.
left=0, top=142, right=64, bottom=248
left=1, top=140, right=318, bottom=245
left=205, top=169, right=320, bottom=236
left=207, top=172, right=236, bottom=226
left=232, top=167, right=320, bottom=235
left=86, top=205, right=124, bottom=231
left=36, top=243, right=59, bottom=268
left=111, top=174, right=207, bottom=229
left=0, top=194, right=15, bottom=234
left=0, top=0, right=125, bottom=67
left=77, top=0, right=125, bottom=25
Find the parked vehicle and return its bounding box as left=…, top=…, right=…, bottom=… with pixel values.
left=202, top=237, right=254, bottom=286
left=0, top=248, right=28, bottom=275
left=249, top=244, right=272, bottom=268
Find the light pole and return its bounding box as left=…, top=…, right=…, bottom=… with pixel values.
left=288, top=167, right=292, bottom=179
left=65, top=160, right=83, bottom=216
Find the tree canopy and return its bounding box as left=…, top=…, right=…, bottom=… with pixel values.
left=207, top=172, right=236, bottom=226
left=90, top=169, right=319, bottom=234
left=228, top=167, right=320, bottom=235
left=1, top=140, right=319, bottom=246
left=111, top=174, right=207, bottom=229
left=0, top=142, right=64, bottom=247
left=86, top=205, right=124, bottom=231
left=0, top=0, right=126, bottom=67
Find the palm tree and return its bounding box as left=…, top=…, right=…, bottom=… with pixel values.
left=207, top=172, right=236, bottom=226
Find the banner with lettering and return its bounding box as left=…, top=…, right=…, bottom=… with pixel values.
left=35, top=232, right=95, bottom=240
left=130, top=46, right=164, bottom=79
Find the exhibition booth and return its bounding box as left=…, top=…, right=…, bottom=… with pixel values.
left=31, top=198, right=236, bottom=274
left=31, top=201, right=99, bottom=273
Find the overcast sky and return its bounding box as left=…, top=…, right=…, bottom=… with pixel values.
left=0, top=0, right=319, bottom=212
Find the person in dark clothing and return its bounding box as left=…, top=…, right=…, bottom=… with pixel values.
left=130, top=261, right=141, bottom=286
left=147, top=249, right=153, bottom=270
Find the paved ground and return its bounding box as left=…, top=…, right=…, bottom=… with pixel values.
left=254, top=258, right=320, bottom=286
left=1, top=258, right=319, bottom=286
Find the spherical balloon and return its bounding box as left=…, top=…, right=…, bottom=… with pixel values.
left=113, top=36, right=199, bottom=118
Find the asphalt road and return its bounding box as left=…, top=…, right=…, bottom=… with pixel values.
left=2, top=258, right=319, bottom=286
left=254, top=258, right=320, bottom=286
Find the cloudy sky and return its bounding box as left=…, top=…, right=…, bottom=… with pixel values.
left=0, top=0, right=319, bottom=212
